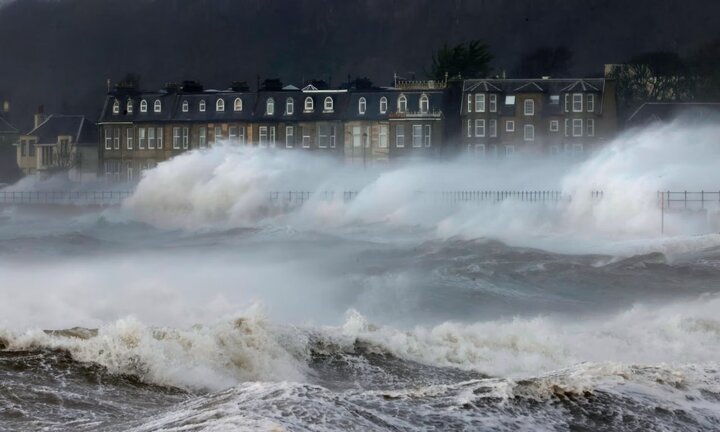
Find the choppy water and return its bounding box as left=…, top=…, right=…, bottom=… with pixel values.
left=1, top=203, right=720, bottom=431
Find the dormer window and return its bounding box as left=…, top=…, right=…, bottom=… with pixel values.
left=266, top=97, right=275, bottom=115
left=419, top=94, right=429, bottom=113
left=216, top=98, right=225, bottom=112
left=380, top=97, right=388, bottom=114
left=304, top=97, right=314, bottom=112
left=234, top=98, right=242, bottom=112
left=127, top=100, right=133, bottom=114
left=154, top=100, right=162, bottom=113
left=199, top=100, right=206, bottom=112
left=323, top=97, right=333, bottom=112
left=140, top=99, right=148, bottom=113
left=358, top=97, right=367, bottom=115
left=397, top=94, right=407, bottom=113
left=112, top=100, right=120, bottom=114
left=182, top=100, right=189, bottom=112
left=286, top=97, right=294, bottom=115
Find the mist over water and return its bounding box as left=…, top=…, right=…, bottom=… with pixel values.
left=3, top=121, right=720, bottom=431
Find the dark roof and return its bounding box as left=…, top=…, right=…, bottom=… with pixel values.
left=0, top=114, right=17, bottom=134
left=462, top=78, right=606, bottom=95
left=25, top=115, right=98, bottom=147
left=627, top=102, right=720, bottom=125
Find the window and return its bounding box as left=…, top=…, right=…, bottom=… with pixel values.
left=182, top=127, right=189, bottom=149
left=573, top=119, right=583, bottom=137
left=475, top=94, right=486, bottom=112
left=139, top=128, right=146, bottom=149
left=154, top=100, right=162, bottom=113
left=467, top=119, right=472, bottom=137
left=259, top=126, right=268, bottom=147
left=564, top=94, right=570, bottom=112
left=506, top=120, right=515, bottom=132
left=286, top=98, right=294, bottom=115
left=572, top=143, right=584, bottom=155
left=358, top=97, right=367, bottom=114
left=424, top=125, right=431, bottom=147
left=302, top=127, right=310, bottom=148
left=126, top=128, right=133, bottom=149
left=199, top=100, right=206, bottom=112
left=587, top=94, right=595, bottom=112
left=285, top=126, right=294, bottom=148
left=379, top=125, right=388, bottom=148
left=489, top=94, right=497, bottom=112
left=330, top=125, right=337, bottom=148
left=565, top=119, right=569, bottom=137
left=550, top=95, right=560, bottom=105
left=318, top=124, right=330, bottom=148
left=323, top=97, right=333, bottom=112
left=419, top=94, right=429, bottom=113
left=573, top=93, right=583, bottom=112
left=214, top=126, right=222, bottom=144
left=104, top=129, right=112, bottom=150
left=397, top=94, right=407, bottom=113
left=304, top=97, right=314, bottom=112
left=113, top=128, right=120, bottom=149
left=182, top=100, right=189, bottom=112
left=234, top=98, right=242, bottom=112
left=238, top=127, right=245, bottom=145
left=412, top=124, right=423, bottom=147
left=127, top=100, right=133, bottom=114
left=266, top=98, right=275, bottom=115
left=216, top=98, right=225, bottom=112
left=524, top=99, right=535, bottom=116
left=524, top=124, right=535, bottom=141
left=148, top=128, right=155, bottom=149
left=112, top=100, right=120, bottom=114
left=352, top=126, right=361, bottom=148
left=156, top=127, right=163, bottom=149
left=269, top=126, right=276, bottom=147
left=472, top=144, right=486, bottom=157
left=587, top=119, right=595, bottom=136
left=549, top=145, right=561, bottom=156
left=505, top=95, right=516, bottom=105
left=229, top=126, right=238, bottom=144
left=489, top=119, right=497, bottom=137
left=379, top=97, right=388, bottom=114
left=173, top=127, right=180, bottom=149
left=550, top=120, right=559, bottom=132
left=396, top=125, right=405, bottom=148
left=467, top=94, right=473, bottom=113
left=505, top=145, right=516, bottom=156
left=140, top=100, right=147, bottom=113
left=199, top=127, right=207, bottom=148
left=475, top=119, right=485, bottom=137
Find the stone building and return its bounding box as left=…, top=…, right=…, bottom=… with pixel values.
left=0, top=108, right=19, bottom=183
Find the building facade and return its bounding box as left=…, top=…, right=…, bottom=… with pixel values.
left=0, top=110, right=19, bottom=183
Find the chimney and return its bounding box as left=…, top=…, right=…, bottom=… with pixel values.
left=34, top=105, right=47, bottom=128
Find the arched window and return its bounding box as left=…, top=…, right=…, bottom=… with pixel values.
left=323, top=97, right=334, bottom=112
left=397, top=94, right=407, bottom=113
left=234, top=98, right=242, bottom=112
left=199, top=100, right=206, bottom=112
left=140, top=99, right=148, bottom=113
left=127, top=100, right=133, bottom=114
left=182, top=100, right=189, bottom=112
left=112, top=100, right=120, bottom=114
left=266, top=97, right=275, bottom=115
left=379, top=97, right=388, bottom=114
left=216, top=98, right=225, bottom=112
left=153, top=100, right=162, bottom=113
left=304, top=97, right=314, bottom=112
left=419, top=94, right=429, bottom=113
left=286, top=98, right=294, bottom=115
left=358, top=97, right=366, bottom=114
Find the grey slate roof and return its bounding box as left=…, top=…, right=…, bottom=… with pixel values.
left=25, top=115, right=98, bottom=147
left=462, top=79, right=606, bottom=95
left=0, top=114, right=17, bottom=134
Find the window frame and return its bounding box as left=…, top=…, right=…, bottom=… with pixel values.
left=379, top=97, right=388, bottom=114
left=475, top=94, right=486, bottom=113
left=285, top=125, right=294, bottom=148
left=112, top=100, right=119, bottom=114
left=216, top=98, right=225, bottom=112
left=572, top=118, right=583, bottom=137
left=572, top=93, right=583, bottom=112
left=127, top=100, right=134, bottom=114
left=587, top=94, right=595, bottom=112
left=234, top=98, right=242, bottom=112
left=323, top=97, right=334, bottom=112
left=140, top=100, right=148, bottom=113
left=524, top=99, right=535, bottom=116
left=419, top=94, right=429, bottom=113
left=182, top=100, right=189, bottom=112
left=506, top=120, right=515, bottom=132
left=523, top=124, right=535, bottom=141
left=489, top=94, right=497, bottom=112
left=587, top=118, right=595, bottom=136
left=199, top=100, right=206, bottom=112
left=397, top=94, right=407, bottom=113
left=286, top=97, right=294, bottom=115
left=424, top=125, right=431, bottom=147
left=412, top=124, right=423, bottom=148
left=153, top=100, right=162, bottom=113
left=550, top=120, right=559, bottom=132
left=358, top=97, right=367, bottom=115
left=395, top=124, right=405, bottom=148
left=474, top=119, right=486, bottom=137
left=304, top=97, right=314, bottom=112
left=266, top=98, right=275, bottom=115
left=126, top=127, right=133, bottom=149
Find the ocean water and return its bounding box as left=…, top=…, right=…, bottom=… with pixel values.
left=2, top=121, right=720, bottom=431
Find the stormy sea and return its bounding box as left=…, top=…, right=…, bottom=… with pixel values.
left=2, top=121, right=720, bottom=431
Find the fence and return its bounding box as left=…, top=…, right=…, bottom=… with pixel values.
left=0, top=190, right=133, bottom=206
left=658, top=191, right=720, bottom=210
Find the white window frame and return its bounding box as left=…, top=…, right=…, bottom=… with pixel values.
left=524, top=99, right=534, bottom=116
left=505, top=145, right=516, bottom=156
left=173, top=127, right=180, bottom=149
left=587, top=94, right=595, bottom=112
left=550, top=120, right=559, bottom=132
left=573, top=93, right=583, bottom=112
left=475, top=94, right=485, bottom=113
left=572, top=119, right=583, bottom=137
left=587, top=119, right=595, bottom=136
left=489, top=119, right=497, bottom=137
left=216, top=98, right=225, bottom=112
left=147, top=127, right=155, bottom=149
left=259, top=126, right=268, bottom=147
left=467, top=119, right=472, bottom=137
left=234, top=98, right=242, bottom=112
left=229, top=125, right=238, bottom=144
left=489, top=94, right=497, bottom=112
left=266, top=98, right=275, bottom=115
left=127, top=100, right=133, bottom=114
left=474, top=119, right=485, bottom=137
left=113, top=128, right=120, bottom=150
left=396, top=125, right=405, bottom=148
left=182, top=127, right=189, bottom=149
left=138, top=127, right=146, bottom=149
left=424, top=125, right=431, bottom=147
left=238, top=127, right=245, bottom=145
left=156, top=127, right=163, bottom=149
left=182, top=100, right=189, bottom=112
left=214, top=126, right=222, bottom=144
left=140, top=100, right=147, bottom=113
left=126, top=127, right=133, bottom=149
left=285, top=126, right=294, bottom=148
left=412, top=124, right=423, bottom=148
left=199, top=127, right=207, bottom=148
left=379, top=97, right=388, bottom=114
left=304, top=97, right=314, bottom=112
left=199, top=100, right=206, bottom=112
left=379, top=125, right=388, bottom=148
left=286, top=98, right=294, bottom=115
left=564, top=93, right=570, bottom=112
left=524, top=124, right=535, bottom=141
left=112, top=100, right=119, bottom=114
left=358, top=97, right=367, bottom=115
left=302, top=127, right=310, bottom=148
left=323, top=97, right=334, bottom=112
left=467, top=94, right=472, bottom=113
left=104, top=129, right=112, bottom=150
left=397, top=95, right=407, bottom=113
left=153, top=100, right=162, bottom=113
left=318, top=124, right=330, bottom=148
left=506, top=120, right=515, bottom=132
left=419, top=94, right=429, bottom=113
left=565, top=119, right=569, bottom=137
left=269, top=126, right=276, bottom=147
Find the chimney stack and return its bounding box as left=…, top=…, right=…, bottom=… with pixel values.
left=34, top=105, right=47, bottom=128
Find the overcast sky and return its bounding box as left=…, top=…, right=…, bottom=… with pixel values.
left=1, top=0, right=719, bottom=130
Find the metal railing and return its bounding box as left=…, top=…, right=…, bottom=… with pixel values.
left=0, top=190, right=133, bottom=206
left=658, top=191, right=720, bottom=210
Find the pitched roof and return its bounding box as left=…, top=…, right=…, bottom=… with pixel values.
left=25, top=115, right=98, bottom=147
left=0, top=114, right=17, bottom=134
